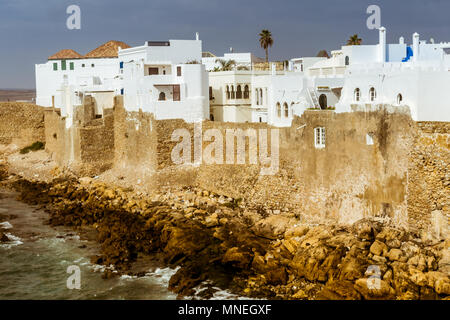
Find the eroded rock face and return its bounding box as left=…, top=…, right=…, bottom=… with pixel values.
left=7, top=176, right=450, bottom=300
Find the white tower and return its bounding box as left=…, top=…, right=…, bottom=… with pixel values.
left=379, top=27, right=386, bottom=63
left=413, top=32, right=420, bottom=62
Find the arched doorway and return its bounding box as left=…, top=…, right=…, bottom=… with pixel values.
left=319, top=94, right=327, bottom=109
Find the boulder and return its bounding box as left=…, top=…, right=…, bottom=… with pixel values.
left=370, top=240, right=388, bottom=256
left=222, top=247, right=252, bottom=269
left=317, top=280, right=362, bottom=300
left=354, top=278, right=396, bottom=300
left=387, top=248, right=403, bottom=261
left=251, top=215, right=293, bottom=240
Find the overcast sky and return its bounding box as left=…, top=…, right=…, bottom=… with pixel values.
left=1, top=0, right=450, bottom=88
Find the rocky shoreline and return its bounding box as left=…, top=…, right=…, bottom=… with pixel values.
left=0, top=162, right=448, bottom=300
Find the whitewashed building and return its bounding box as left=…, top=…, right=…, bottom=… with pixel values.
left=336, top=27, right=450, bottom=121
left=208, top=65, right=307, bottom=127
left=35, top=41, right=129, bottom=127
left=119, top=35, right=209, bottom=122
left=202, top=52, right=265, bottom=71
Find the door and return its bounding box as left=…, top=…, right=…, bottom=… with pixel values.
left=319, top=94, right=327, bottom=110
left=173, top=85, right=180, bottom=101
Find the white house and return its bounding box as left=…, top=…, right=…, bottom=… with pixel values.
left=35, top=40, right=129, bottom=127
left=336, top=27, right=450, bottom=121
left=119, top=35, right=209, bottom=122
left=208, top=64, right=307, bottom=127
left=202, top=52, right=265, bottom=71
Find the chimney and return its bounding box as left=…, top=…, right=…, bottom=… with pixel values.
left=399, top=36, right=404, bottom=44
left=195, top=32, right=199, bottom=40
left=271, top=63, right=276, bottom=75
left=379, top=26, right=386, bottom=63
left=413, top=32, right=420, bottom=62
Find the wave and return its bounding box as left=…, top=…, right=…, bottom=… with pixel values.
left=0, top=221, right=13, bottom=229
left=0, top=232, right=23, bottom=249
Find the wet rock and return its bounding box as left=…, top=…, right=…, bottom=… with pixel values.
left=0, top=231, right=9, bottom=242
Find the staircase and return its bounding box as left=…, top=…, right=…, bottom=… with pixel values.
left=307, top=87, right=319, bottom=108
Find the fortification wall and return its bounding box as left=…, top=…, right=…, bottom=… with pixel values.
left=115, top=105, right=421, bottom=227
left=0, top=102, right=45, bottom=147
left=44, top=97, right=115, bottom=176
left=407, top=121, right=449, bottom=240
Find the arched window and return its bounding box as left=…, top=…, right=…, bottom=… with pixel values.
left=284, top=102, right=289, bottom=117
left=260, top=89, right=263, bottom=105
left=244, top=85, right=249, bottom=99
left=158, top=92, right=166, bottom=101
left=397, top=93, right=403, bottom=105
left=236, top=85, right=242, bottom=99
left=345, top=56, right=350, bottom=66
left=226, top=85, right=230, bottom=100
left=369, top=87, right=376, bottom=102
left=255, top=89, right=259, bottom=105
left=231, top=85, right=235, bottom=99
left=354, top=88, right=360, bottom=102
left=319, top=94, right=327, bottom=109
left=276, top=102, right=281, bottom=118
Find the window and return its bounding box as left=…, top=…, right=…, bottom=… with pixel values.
left=366, top=133, right=374, bottom=145
left=284, top=102, right=289, bottom=117
left=61, top=60, right=66, bottom=70
left=158, top=92, right=166, bottom=101
left=244, top=85, right=249, bottom=99
left=300, top=64, right=303, bottom=72
left=369, top=87, right=376, bottom=102
left=91, top=63, right=95, bottom=68
left=236, top=85, right=242, bottom=99
left=276, top=102, right=281, bottom=117
left=345, top=56, right=350, bottom=66
left=120, top=88, right=124, bottom=95
left=259, top=117, right=262, bottom=123
left=148, top=67, right=158, bottom=75
left=226, top=85, right=230, bottom=100
left=69, top=62, right=74, bottom=70
left=354, top=88, right=360, bottom=102
left=314, top=127, right=326, bottom=149
left=82, top=64, right=85, bottom=68
left=120, top=62, right=124, bottom=69
left=231, top=85, right=235, bottom=99
left=397, top=93, right=403, bottom=105
left=209, top=86, right=213, bottom=100
left=256, top=89, right=259, bottom=105
left=260, top=89, right=263, bottom=105
left=319, top=94, right=327, bottom=109
left=53, top=63, right=58, bottom=71
left=177, top=66, right=182, bottom=76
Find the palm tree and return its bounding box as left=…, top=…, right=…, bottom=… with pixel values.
left=259, top=29, right=273, bottom=63
left=347, top=34, right=362, bottom=46
left=216, top=59, right=236, bottom=71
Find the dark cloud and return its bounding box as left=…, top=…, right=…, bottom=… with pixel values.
left=1, top=0, right=449, bottom=88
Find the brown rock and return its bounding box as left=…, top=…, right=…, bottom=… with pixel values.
left=222, top=247, right=252, bottom=269
left=317, top=280, right=362, bottom=300
left=370, top=240, right=388, bottom=256
left=387, top=248, right=403, bottom=261
left=354, top=278, right=396, bottom=300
